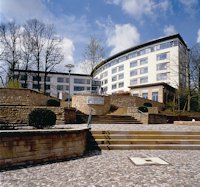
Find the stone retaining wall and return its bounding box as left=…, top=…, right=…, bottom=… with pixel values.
left=0, top=128, right=88, bottom=168
left=0, top=106, right=76, bottom=124
left=174, top=121, right=200, bottom=125
left=110, top=95, right=164, bottom=110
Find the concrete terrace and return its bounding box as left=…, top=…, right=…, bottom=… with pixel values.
left=1, top=123, right=200, bottom=186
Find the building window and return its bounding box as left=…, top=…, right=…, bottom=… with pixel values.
left=118, top=73, right=124, bottom=80
left=102, top=79, right=108, bottom=85
left=66, top=85, right=69, bottom=90
left=118, top=65, right=124, bottom=72
left=157, top=73, right=168, bottom=81
left=118, top=56, right=127, bottom=62
left=118, top=82, right=124, bottom=88
left=57, top=85, right=63, bottom=90
left=74, top=86, right=85, bottom=91
left=139, top=58, right=148, bottom=65
left=103, top=86, right=108, bottom=92
left=130, top=69, right=137, bottom=77
left=128, top=52, right=137, bottom=59
left=45, top=85, right=50, bottom=90
left=132, top=93, right=139, bottom=97
left=74, top=78, right=87, bottom=84
left=46, top=77, right=51, bottom=82
left=140, top=76, right=148, bottom=84
left=142, top=93, right=148, bottom=99
left=152, top=92, right=158, bottom=101
left=66, top=78, right=69, bottom=83
left=157, top=63, right=168, bottom=70
left=33, top=76, right=41, bottom=81
left=130, top=78, right=137, bottom=86
left=156, top=52, right=168, bottom=61
left=112, top=76, right=117, bottom=82
left=32, top=84, right=41, bottom=89
left=112, top=84, right=117, bottom=89
left=140, top=67, right=148, bottom=74
left=86, top=79, right=90, bottom=84
left=57, top=77, right=64, bottom=82
left=87, top=87, right=91, bottom=91
left=112, top=67, right=117, bottom=74
left=20, top=75, right=27, bottom=81
left=130, top=61, right=137, bottom=68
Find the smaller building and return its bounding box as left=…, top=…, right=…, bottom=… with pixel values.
left=13, top=69, right=101, bottom=99
left=129, top=82, right=175, bottom=103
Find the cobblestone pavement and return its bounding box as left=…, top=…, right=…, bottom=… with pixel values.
left=1, top=150, right=200, bottom=187
left=1, top=124, right=200, bottom=187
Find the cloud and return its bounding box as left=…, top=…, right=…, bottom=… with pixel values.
left=197, top=29, right=200, bottom=43
left=178, top=0, right=198, bottom=15
left=106, top=23, right=140, bottom=56
left=163, top=25, right=177, bottom=36
left=105, top=0, right=171, bottom=20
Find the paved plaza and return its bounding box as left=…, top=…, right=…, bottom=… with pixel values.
left=1, top=124, right=200, bottom=187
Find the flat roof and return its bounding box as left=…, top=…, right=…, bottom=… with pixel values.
left=91, top=33, right=188, bottom=75
left=129, top=82, right=176, bottom=91
left=13, top=69, right=91, bottom=77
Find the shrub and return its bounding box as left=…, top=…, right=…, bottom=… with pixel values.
left=138, top=106, right=148, bottom=113
left=28, top=109, right=56, bottom=129
left=143, top=102, right=152, bottom=107
left=47, top=99, right=60, bottom=107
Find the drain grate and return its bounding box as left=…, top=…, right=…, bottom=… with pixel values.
left=129, top=157, right=169, bottom=166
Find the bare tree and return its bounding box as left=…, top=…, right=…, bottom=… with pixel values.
left=81, top=35, right=104, bottom=74
left=43, top=24, right=63, bottom=94
left=24, top=19, right=46, bottom=91
left=0, top=21, right=21, bottom=80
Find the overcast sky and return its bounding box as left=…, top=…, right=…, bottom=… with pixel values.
left=0, top=0, right=200, bottom=73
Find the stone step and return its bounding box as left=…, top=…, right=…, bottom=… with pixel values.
left=91, top=121, right=142, bottom=124
left=91, top=134, right=200, bottom=139
left=91, top=130, right=200, bottom=135
left=91, top=144, right=200, bottom=150
left=90, top=139, right=200, bottom=145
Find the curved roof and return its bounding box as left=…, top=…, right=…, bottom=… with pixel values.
left=91, top=33, right=187, bottom=75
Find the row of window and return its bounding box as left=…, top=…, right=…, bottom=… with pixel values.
left=94, top=39, right=178, bottom=76
left=112, top=65, right=124, bottom=74
left=133, top=92, right=159, bottom=102
left=112, top=82, right=124, bottom=90
left=112, top=73, right=124, bottom=82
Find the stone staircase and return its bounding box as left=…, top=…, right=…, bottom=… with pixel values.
left=89, top=130, right=200, bottom=150
left=91, top=115, right=142, bottom=124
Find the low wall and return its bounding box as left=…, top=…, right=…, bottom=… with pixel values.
left=148, top=114, right=167, bottom=124
left=174, top=121, right=200, bottom=125
left=0, top=88, right=56, bottom=106
left=72, top=95, right=111, bottom=115
left=0, top=106, right=76, bottom=124
left=0, top=128, right=88, bottom=168
left=110, top=95, right=164, bottom=109
left=127, top=107, right=167, bottom=124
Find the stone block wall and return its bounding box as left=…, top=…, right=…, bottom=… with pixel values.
left=72, top=95, right=111, bottom=115
left=110, top=95, right=164, bottom=110
left=148, top=114, right=167, bottom=124
left=0, top=88, right=55, bottom=106
left=0, top=129, right=88, bottom=168
left=0, top=106, right=76, bottom=124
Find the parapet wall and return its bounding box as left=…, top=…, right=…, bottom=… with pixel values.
left=110, top=95, right=164, bottom=109
left=0, top=128, right=88, bottom=168
left=0, top=88, right=54, bottom=106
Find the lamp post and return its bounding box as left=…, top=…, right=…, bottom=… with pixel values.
left=65, top=64, right=74, bottom=108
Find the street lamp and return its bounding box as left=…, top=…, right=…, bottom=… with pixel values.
left=65, top=64, right=74, bottom=108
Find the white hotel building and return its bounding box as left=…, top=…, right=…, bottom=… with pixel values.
left=92, top=33, right=189, bottom=102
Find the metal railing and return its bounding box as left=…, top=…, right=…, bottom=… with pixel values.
left=87, top=109, right=92, bottom=130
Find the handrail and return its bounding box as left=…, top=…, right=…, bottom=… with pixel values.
left=87, top=109, right=92, bottom=130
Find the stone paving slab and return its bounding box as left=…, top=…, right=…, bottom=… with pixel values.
left=1, top=150, right=200, bottom=187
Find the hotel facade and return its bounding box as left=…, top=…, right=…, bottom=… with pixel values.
left=92, top=34, right=189, bottom=102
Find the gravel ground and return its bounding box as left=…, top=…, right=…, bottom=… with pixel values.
left=1, top=123, right=200, bottom=187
